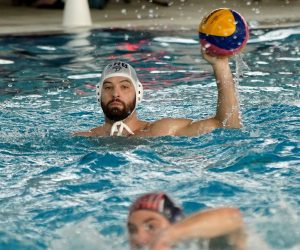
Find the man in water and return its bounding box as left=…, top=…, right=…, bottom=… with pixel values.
left=74, top=50, right=241, bottom=137
left=127, top=192, right=245, bottom=250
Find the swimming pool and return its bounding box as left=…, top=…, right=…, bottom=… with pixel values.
left=0, top=27, right=299, bottom=249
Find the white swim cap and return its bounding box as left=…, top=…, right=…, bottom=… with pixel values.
left=96, top=61, right=143, bottom=106
left=96, top=61, right=144, bottom=136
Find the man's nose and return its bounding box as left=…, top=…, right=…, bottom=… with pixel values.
left=112, top=86, right=120, bottom=97
left=132, top=230, right=151, bottom=248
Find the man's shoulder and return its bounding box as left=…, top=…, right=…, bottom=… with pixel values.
left=145, top=118, right=192, bottom=136
left=90, top=125, right=107, bottom=136
left=150, top=118, right=192, bottom=128
left=73, top=126, right=107, bottom=137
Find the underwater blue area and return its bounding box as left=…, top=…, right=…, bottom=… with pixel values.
left=0, top=27, right=300, bottom=249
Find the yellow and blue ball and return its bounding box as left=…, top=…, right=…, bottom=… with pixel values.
left=199, top=8, right=249, bottom=57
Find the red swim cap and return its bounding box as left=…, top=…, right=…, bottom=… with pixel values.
left=129, top=192, right=184, bottom=223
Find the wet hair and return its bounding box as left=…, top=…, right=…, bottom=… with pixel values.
left=129, top=192, right=184, bottom=223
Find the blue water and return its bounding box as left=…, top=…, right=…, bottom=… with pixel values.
left=0, top=27, right=299, bottom=250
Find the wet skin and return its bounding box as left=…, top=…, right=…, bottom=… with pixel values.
left=128, top=210, right=171, bottom=249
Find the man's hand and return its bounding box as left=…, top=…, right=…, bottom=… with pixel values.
left=201, top=47, right=229, bottom=66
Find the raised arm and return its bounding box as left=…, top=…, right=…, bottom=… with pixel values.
left=173, top=50, right=242, bottom=136
left=205, top=51, right=241, bottom=129
left=150, top=207, right=245, bottom=250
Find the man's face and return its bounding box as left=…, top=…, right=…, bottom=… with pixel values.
left=101, top=76, right=136, bottom=122
left=127, top=210, right=171, bottom=249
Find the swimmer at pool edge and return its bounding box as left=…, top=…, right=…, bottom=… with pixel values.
left=74, top=49, right=241, bottom=137
left=127, top=192, right=246, bottom=250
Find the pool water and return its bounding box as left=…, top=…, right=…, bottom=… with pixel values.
left=0, top=27, right=299, bottom=250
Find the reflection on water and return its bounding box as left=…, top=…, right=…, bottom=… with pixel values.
left=0, top=27, right=299, bottom=250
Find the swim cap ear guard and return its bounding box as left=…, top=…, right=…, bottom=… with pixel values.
left=129, top=192, right=184, bottom=223
left=96, top=61, right=143, bottom=107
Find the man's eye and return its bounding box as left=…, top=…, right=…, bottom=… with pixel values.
left=121, top=85, right=129, bottom=89
left=104, top=86, right=112, bottom=90
left=144, top=223, right=156, bottom=232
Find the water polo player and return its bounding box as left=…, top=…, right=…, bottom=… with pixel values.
left=74, top=49, right=242, bottom=137
left=127, top=192, right=245, bottom=250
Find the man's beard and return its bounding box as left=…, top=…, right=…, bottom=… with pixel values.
left=101, top=98, right=135, bottom=122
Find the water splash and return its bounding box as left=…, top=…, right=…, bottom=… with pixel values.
left=48, top=217, right=125, bottom=250
left=234, top=53, right=250, bottom=85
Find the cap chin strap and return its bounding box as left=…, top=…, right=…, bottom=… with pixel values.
left=110, top=107, right=137, bottom=136
left=110, top=121, right=134, bottom=136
